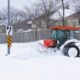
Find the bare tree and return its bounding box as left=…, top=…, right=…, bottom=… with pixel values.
left=74, top=0, right=80, bottom=12
left=56, top=0, right=70, bottom=26
left=24, top=4, right=42, bottom=20
left=24, top=0, right=59, bottom=28
left=61, top=0, right=65, bottom=26
left=9, top=7, right=27, bottom=25
left=32, top=0, right=68, bottom=28
left=0, top=7, right=26, bottom=25
left=37, top=0, right=58, bottom=28
left=71, top=0, right=80, bottom=11
left=0, top=9, right=8, bottom=20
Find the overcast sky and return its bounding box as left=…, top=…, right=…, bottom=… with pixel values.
left=0, top=0, right=37, bottom=10
left=0, top=0, right=80, bottom=11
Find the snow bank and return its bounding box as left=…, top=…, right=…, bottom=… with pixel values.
left=0, top=41, right=80, bottom=80
left=0, top=55, right=80, bottom=80
left=0, top=41, right=59, bottom=59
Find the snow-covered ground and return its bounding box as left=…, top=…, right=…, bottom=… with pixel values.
left=0, top=41, right=80, bottom=80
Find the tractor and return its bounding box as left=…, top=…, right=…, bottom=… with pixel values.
left=43, top=26, right=80, bottom=57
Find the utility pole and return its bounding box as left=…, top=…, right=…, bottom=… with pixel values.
left=7, top=0, right=11, bottom=55
left=6, top=0, right=13, bottom=56
left=8, top=0, right=10, bottom=26
left=61, top=0, right=65, bottom=26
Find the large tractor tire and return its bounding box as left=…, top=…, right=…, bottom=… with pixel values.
left=63, top=45, right=79, bottom=57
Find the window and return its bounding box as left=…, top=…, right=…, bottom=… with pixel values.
left=78, top=19, right=80, bottom=25
left=51, top=31, right=56, bottom=39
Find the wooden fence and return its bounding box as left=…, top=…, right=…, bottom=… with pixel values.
left=0, top=29, right=51, bottom=43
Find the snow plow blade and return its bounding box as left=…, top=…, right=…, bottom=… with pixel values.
left=44, top=39, right=57, bottom=48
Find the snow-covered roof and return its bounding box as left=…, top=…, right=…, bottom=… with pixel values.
left=27, top=21, right=32, bottom=24
left=0, top=20, right=7, bottom=26
left=23, top=29, right=32, bottom=32
left=49, top=9, right=75, bottom=20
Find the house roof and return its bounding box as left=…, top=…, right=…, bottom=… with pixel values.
left=66, top=12, right=80, bottom=19
left=32, top=4, right=72, bottom=21
left=49, top=9, right=75, bottom=20
left=13, top=19, right=32, bottom=30
left=33, top=10, right=58, bottom=21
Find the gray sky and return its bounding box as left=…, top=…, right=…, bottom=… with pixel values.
left=0, top=0, right=37, bottom=10
left=0, top=0, right=79, bottom=11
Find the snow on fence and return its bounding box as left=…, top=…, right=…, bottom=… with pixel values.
left=0, top=29, right=51, bottom=43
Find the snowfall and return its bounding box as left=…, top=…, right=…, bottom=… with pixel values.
left=0, top=40, right=80, bottom=80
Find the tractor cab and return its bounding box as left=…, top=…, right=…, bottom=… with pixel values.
left=44, top=26, right=80, bottom=48
left=51, top=30, right=70, bottom=47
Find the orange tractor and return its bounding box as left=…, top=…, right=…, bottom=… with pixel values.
left=43, top=26, right=80, bottom=57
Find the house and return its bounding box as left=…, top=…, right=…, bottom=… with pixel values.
left=32, top=10, right=58, bottom=29
left=13, top=19, right=32, bottom=32
left=49, top=8, right=76, bottom=26
left=49, top=8, right=80, bottom=27
left=66, top=12, right=80, bottom=26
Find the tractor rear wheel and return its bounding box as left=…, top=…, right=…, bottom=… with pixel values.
left=63, top=45, right=79, bottom=57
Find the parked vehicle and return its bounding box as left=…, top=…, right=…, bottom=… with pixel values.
left=43, top=26, right=80, bottom=57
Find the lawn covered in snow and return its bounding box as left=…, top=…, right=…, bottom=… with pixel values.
left=0, top=41, right=80, bottom=80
